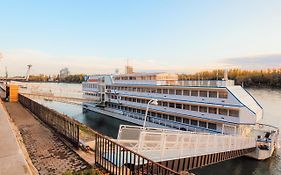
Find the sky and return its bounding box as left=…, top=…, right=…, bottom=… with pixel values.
left=0, top=0, right=280, bottom=76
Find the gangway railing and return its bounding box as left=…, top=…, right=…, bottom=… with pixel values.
left=116, top=125, right=256, bottom=162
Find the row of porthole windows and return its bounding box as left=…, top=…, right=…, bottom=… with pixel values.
left=107, top=86, right=228, bottom=99
left=106, top=103, right=217, bottom=130
left=110, top=95, right=239, bottom=117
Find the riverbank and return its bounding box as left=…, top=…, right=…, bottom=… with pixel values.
left=4, top=101, right=89, bottom=174
left=0, top=100, right=33, bottom=175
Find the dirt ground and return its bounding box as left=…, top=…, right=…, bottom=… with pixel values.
left=4, top=102, right=89, bottom=175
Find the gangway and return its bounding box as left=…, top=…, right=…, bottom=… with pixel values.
left=111, top=125, right=257, bottom=173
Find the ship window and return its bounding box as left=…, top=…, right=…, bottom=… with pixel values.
left=208, top=123, right=217, bottom=130
left=133, top=108, right=136, bottom=112
left=163, top=89, right=168, bottom=94
left=199, top=106, right=208, bottom=113
left=157, top=89, right=162, bottom=94
left=209, top=91, right=217, bottom=98
left=157, top=113, right=162, bottom=118
left=157, top=101, right=163, bottom=106
left=219, top=108, right=227, bottom=115
left=176, top=103, right=182, bottom=109
left=151, top=88, right=156, bottom=93
left=151, top=112, right=156, bottom=116
left=191, top=105, right=198, bottom=111
left=176, top=90, right=182, bottom=95
left=199, top=91, right=208, bottom=97
left=169, top=103, right=175, bottom=108
left=132, top=98, right=136, bottom=102
left=163, top=114, right=168, bottom=119
left=229, top=110, right=239, bottom=117
left=169, top=115, right=175, bottom=121
left=219, top=91, right=228, bottom=98
left=136, top=99, right=140, bottom=103
left=183, top=90, right=190, bottom=96
left=145, top=88, right=151, bottom=93
left=191, top=90, right=198, bottom=96
left=169, top=89, right=175, bottom=95
left=176, top=117, right=182, bottom=122
left=133, top=88, right=137, bottom=92
left=191, top=120, right=198, bottom=126
left=183, top=104, right=190, bottom=110
left=183, top=118, right=189, bottom=124
left=209, top=107, right=217, bottom=114
left=141, top=88, right=145, bottom=92
left=163, top=102, right=168, bottom=107
left=141, top=110, right=145, bottom=114
left=199, top=121, right=207, bottom=128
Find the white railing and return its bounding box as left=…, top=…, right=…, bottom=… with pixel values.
left=116, top=125, right=256, bottom=162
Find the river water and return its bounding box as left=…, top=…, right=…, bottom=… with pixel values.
left=18, top=82, right=281, bottom=175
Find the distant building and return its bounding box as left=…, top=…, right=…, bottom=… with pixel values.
left=59, top=68, right=70, bottom=79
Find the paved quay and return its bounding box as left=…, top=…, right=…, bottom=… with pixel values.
left=4, top=101, right=89, bottom=175
left=0, top=101, right=32, bottom=175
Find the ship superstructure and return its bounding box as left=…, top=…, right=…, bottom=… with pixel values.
left=82, top=69, right=263, bottom=136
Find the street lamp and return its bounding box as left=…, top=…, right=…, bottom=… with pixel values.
left=143, top=99, right=158, bottom=128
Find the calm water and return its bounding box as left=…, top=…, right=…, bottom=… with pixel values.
left=25, top=82, right=281, bottom=175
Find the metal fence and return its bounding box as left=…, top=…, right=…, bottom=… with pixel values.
left=95, top=132, right=180, bottom=175
left=18, top=94, right=80, bottom=147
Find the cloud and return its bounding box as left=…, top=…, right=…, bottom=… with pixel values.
left=219, top=54, right=281, bottom=69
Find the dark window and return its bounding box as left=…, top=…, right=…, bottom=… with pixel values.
left=209, top=91, right=217, bottom=98
left=151, top=88, right=156, bottom=93
left=169, top=89, right=175, bottom=95
left=183, top=104, right=190, bottom=110
left=219, top=108, right=227, bottom=115
left=163, top=102, right=168, bottom=107
left=199, top=106, right=208, bottom=113
left=176, top=90, right=182, bottom=95
left=176, top=117, right=182, bottom=122
left=169, top=115, right=175, bottom=121
left=183, top=118, right=189, bottom=124
left=199, top=121, right=207, bottom=128
left=191, top=120, right=198, bottom=126
left=157, top=89, right=162, bottom=94
left=169, top=103, right=175, bottom=108
left=162, top=114, right=168, bottom=119
left=191, top=90, right=198, bottom=96
left=183, top=90, right=190, bottom=96
left=208, top=123, right=217, bottom=130
left=176, top=103, right=182, bottom=109
left=163, top=89, right=168, bottom=94
left=157, top=101, right=163, bottom=106
left=191, top=105, right=198, bottom=111
left=209, top=107, right=217, bottom=114
left=199, top=91, right=208, bottom=97
left=229, top=110, right=239, bottom=117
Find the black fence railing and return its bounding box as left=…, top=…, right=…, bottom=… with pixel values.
left=95, top=133, right=180, bottom=175
left=19, top=94, right=181, bottom=175
left=18, top=94, right=80, bottom=147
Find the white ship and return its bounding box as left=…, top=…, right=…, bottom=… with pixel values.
left=82, top=67, right=279, bottom=160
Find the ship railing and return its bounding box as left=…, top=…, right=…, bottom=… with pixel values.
left=122, top=111, right=219, bottom=134
left=116, top=125, right=256, bottom=162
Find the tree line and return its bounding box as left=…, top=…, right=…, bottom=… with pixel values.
left=178, top=68, right=281, bottom=88
left=28, top=74, right=86, bottom=83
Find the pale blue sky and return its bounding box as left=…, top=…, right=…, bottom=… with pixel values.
left=0, top=0, right=280, bottom=76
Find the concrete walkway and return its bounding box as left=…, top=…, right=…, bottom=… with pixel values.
left=0, top=101, right=32, bottom=175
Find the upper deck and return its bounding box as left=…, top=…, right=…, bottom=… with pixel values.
left=113, top=72, right=234, bottom=87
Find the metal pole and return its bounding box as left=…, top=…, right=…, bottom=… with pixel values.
left=143, top=99, right=153, bottom=128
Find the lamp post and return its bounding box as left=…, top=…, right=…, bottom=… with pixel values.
left=143, top=99, right=158, bottom=128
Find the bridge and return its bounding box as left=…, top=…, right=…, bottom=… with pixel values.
left=107, top=125, right=257, bottom=174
